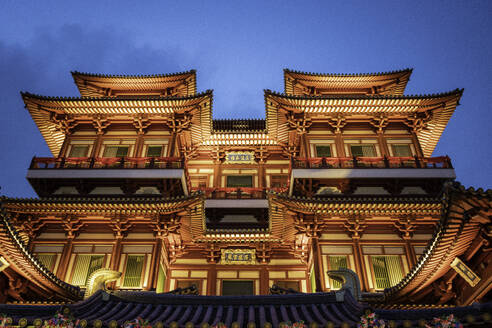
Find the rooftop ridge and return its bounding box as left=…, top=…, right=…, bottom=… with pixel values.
left=283, top=68, right=413, bottom=77
left=20, top=89, right=213, bottom=102
left=70, top=69, right=196, bottom=79
left=265, top=88, right=464, bottom=100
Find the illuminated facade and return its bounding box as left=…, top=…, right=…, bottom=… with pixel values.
left=0, top=69, right=491, bottom=325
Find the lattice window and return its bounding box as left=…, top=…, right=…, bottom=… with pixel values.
left=226, top=175, right=253, bottom=188
left=391, top=144, right=412, bottom=157
left=103, top=146, right=129, bottom=157
left=370, top=255, right=404, bottom=289
left=315, top=145, right=332, bottom=157
left=146, top=145, right=163, bottom=157
left=328, top=255, right=348, bottom=289
left=36, top=253, right=56, bottom=271
left=71, top=255, right=105, bottom=286
left=69, top=145, right=89, bottom=157
left=122, top=255, right=145, bottom=288
left=350, top=145, right=376, bottom=157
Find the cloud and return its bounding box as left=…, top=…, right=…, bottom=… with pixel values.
left=0, top=24, right=185, bottom=196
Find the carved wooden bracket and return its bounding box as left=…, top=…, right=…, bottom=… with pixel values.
left=203, top=243, right=221, bottom=263
left=255, top=145, right=269, bottom=163
left=281, top=144, right=298, bottom=159
left=167, top=233, right=187, bottom=264
left=150, top=214, right=181, bottom=238
left=286, top=112, right=312, bottom=134
left=181, top=145, right=198, bottom=161
left=92, top=114, right=111, bottom=135
left=166, top=113, right=192, bottom=133
left=109, top=216, right=133, bottom=239
left=211, top=147, right=226, bottom=163
left=50, top=113, right=79, bottom=135
left=404, top=112, right=432, bottom=133
left=62, top=216, right=86, bottom=239
left=133, top=114, right=151, bottom=134
left=369, top=114, right=389, bottom=133
left=327, top=114, right=347, bottom=133
left=293, top=213, right=322, bottom=238
left=393, top=217, right=416, bottom=240
left=289, top=234, right=310, bottom=264
left=256, top=242, right=272, bottom=263
left=343, top=218, right=367, bottom=239
left=11, top=214, right=46, bottom=244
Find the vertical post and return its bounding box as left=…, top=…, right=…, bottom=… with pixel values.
left=148, top=238, right=162, bottom=290
left=208, top=265, right=217, bottom=295
left=312, top=237, right=326, bottom=292
left=352, top=239, right=369, bottom=291
left=57, top=237, right=74, bottom=280
left=260, top=266, right=269, bottom=295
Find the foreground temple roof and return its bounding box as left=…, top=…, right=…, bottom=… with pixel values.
left=0, top=207, right=81, bottom=302
left=1, top=289, right=492, bottom=327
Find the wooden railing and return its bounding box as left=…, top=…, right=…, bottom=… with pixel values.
left=30, top=156, right=185, bottom=169
left=291, top=156, right=453, bottom=169
left=190, top=187, right=287, bottom=199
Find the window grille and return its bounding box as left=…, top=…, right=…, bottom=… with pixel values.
left=146, top=145, right=163, bottom=157
left=36, top=253, right=56, bottom=271
left=226, top=175, right=253, bottom=188
left=71, top=255, right=104, bottom=286
left=69, top=145, right=89, bottom=157
left=328, top=255, right=348, bottom=289
left=103, top=146, right=129, bottom=157
left=315, top=145, right=332, bottom=157
left=123, top=255, right=145, bottom=288
left=350, top=145, right=376, bottom=157
left=371, top=255, right=404, bottom=289
left=392, top=144, right=412, bottom=157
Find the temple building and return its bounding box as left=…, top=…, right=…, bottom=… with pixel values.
left=1, top=69, right=492, bottom=327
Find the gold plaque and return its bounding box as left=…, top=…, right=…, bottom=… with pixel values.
left=450, top=257, right=481, bottom=287
left=221, top=249, right=256, bottom=265
left=224, top=152, right=255, bottom=164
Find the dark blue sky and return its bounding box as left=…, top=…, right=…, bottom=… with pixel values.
left=0, top=1, right=491, bottom=197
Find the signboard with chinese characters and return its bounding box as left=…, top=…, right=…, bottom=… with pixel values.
left=451, top=257, right=481, bottom=287
left=221, top=249, right=256, bottom=265
left=224, top=152, right=255, bottom=164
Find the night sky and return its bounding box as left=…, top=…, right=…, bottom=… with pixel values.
left=0, top=1, right=491, bottom=197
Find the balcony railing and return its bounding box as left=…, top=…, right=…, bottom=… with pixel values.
left=291, top=156, right=452, bottom=169
left=191, top=187, right=287, bottom=199
left=30, top=156, right=185, bottom=169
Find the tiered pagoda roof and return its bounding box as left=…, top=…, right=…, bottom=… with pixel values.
left=21, top=91, right=213, bottom=156
left=265, top=88, right=463, bottom=157
left=283, top=68, right=413, bottom=95
left=71, top=70, right=197, bottom=97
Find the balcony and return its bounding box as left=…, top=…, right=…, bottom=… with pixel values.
left=290, top=156, right=456, bottom=196
left=292, top=156, right=453, bottom=170
left=27, top=156, right=188, bottom=197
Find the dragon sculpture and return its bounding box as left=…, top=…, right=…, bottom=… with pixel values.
left=84, top=268, right=121, bottom=299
